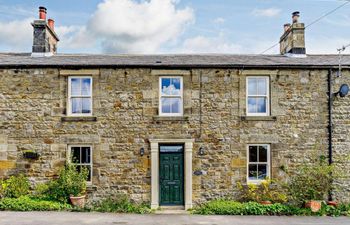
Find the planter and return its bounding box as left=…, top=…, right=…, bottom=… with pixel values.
left=305, top=200, right=322, bottom=212
left=327, top=201, right=338, bottom=207
left=260, top=200, right=272, bottom=205
left=70, top=195, right=86, bottom=208
left=23, top=151, right=40, bottom=160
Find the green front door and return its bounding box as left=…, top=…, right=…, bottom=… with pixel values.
left=159, top=145, right=184, bottom=205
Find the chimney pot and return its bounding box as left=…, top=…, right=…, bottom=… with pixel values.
left=292, top=11, right=300, bottom=23
left=283, top=23, right=291, bottom=32
left=39, top=6, right=47, bottom=20
left=48, top=19, right=55, bottom=31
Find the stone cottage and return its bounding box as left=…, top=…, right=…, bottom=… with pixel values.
left=0, top=8, right=349, bottom=209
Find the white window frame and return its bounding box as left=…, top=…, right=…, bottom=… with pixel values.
left=246, top=144, right=270, bottom=184
left=68, top=145, right=93, bottom=184
left=246, top=76, right=270, bottom=116
left=67, top=76, right=93, bottom=116
left=159, top=76, right=183, bottom=116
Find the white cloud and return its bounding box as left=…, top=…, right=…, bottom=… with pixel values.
left=252, top=8, right=281, bottom=17
left=55, top=26, right=95, bottom=50
left=307, top=36, right=350, bottom=54
left=0, top=18, right=33, bottom=51
left=213, top=17, right=225, bottom=24
left=176, top=33, right=243, bottom=53
left=88, top=0, right=194, bottom=53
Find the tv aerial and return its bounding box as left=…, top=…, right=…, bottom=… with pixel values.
left=337, top=43, right=350, bottom=77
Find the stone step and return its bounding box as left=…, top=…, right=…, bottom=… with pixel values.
left=155, top=206, right=189, bottom=214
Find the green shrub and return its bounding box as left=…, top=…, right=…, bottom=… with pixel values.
left=193, top=199, right=350, bottom=216
left=236, top=179, right=287, bottom=203
left=287, top=154, right=339, bottom=206
left=0, top=196, right=71, bottom=211
left=88, top=194, right=152, bottom=214
left=1, top=174, right=30, bottom=198
left=47, top=163, right=88, bottom=203
left=32, top=183, right=50, bottom=200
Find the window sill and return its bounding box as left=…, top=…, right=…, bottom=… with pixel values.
left=241, top=116, right=277, bottom=121
left=61, top=116, right=97, bottom=122
left=153, top=115, right=189, bottom=121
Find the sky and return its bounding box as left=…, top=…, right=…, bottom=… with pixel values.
left=0, top=0, right=349, bottom=54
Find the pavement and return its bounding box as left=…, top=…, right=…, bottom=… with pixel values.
left=1, top=211, right=350, bottom=225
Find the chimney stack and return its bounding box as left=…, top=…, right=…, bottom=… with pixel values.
left=31, top=7, right=59, bottom=57
left=279, top=11, right=306, bottom=56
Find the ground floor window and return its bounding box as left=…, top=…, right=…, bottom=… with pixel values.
left=247, top=144, right=270, bottom=183
left=69, top=145, right=92, bottom=182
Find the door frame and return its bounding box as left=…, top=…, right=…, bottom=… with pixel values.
left=149, top=139, right=194, bottom=210
left=159, top=145, right=184, bottom=206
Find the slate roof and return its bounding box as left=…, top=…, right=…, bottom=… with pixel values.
left=0, top=53, right=349, bottom=69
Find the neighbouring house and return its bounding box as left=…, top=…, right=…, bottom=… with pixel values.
left=0, top=8, right=349, bottom=209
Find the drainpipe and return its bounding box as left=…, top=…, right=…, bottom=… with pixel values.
left=327, top=68, right=333, bottom=201
left=328, top=69, right=333, bottom=165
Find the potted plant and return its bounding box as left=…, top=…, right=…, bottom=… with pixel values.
left=287, top=153, right=339, bottom=212
left=53, top=163, right=88, bottom=208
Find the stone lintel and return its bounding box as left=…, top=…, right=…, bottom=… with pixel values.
left=151, top=69, right=191, bottom=76
left=241, top=70, right=278, bottom=75
left=59, top=69, right=100, bottom=76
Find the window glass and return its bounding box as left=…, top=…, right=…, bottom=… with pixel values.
left=258, top=165, right=267, bottom=179
left=249, top=146, right=258, bottom=162
left=257, top=78, right=267, bottom=95
left=259, top=146, right=268, bottom=162
left=81, top=78, right=91, bottom=96
left=71, top=78, right=81, bottom=96
left=69, top=77, right=92, bottom=115
left=70, top=146, right=92, bottom=182
left=160, top=77, right=183, bottom=115
left=82, top=98, right=91, bottom=114
left=248, top=164, right=258, bottom=180
left=247, top=77, right=269, bottom=116
left=248, top=145, right=269, bottom=182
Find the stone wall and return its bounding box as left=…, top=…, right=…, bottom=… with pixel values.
left=0, top=67, right=348, bottom=204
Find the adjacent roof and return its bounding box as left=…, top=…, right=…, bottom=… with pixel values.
left=0, top=53, right=349, bottom=69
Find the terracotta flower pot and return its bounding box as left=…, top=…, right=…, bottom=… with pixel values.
left=260, top=200, right=272, bottom=205
left=70, top=195, right=86, bottom=208
left=305, top=200, right=322, bottom=212
left=327, top=201, right=338, bottom=207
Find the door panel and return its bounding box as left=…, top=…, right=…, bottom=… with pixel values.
left=159, top=145, right=184, bottom=205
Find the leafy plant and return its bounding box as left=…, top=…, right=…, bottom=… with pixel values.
left=193, top=199, right=350, bottom=216
left=47, top=163, right=88, bottom=203
left=32, top=182, right=50, bottom=200
left=0, top=174, right=30, bottom=198
left=87, top=194, right=152, bottom=214
left=236, top=179, right=287, bottom=203
left=0, top=196, right=71, bottom=211
left=287, top=154, right=339, bottom=206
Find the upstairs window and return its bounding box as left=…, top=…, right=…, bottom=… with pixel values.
left=159, top=77, right=183, bottom=116
left=247, top=144, right=270, bottom=183
left=246, top=77, right=269, bottom=116
left=68, top=77, right=92, bottom=116
left=69, top=145, right=92, bottom=182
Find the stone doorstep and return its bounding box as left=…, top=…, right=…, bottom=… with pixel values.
left=155, top=206, right=189, bottom=215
